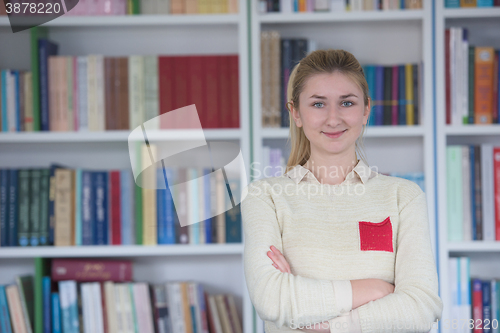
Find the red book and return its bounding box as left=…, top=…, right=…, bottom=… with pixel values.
left=173, top=57, right=189, bottom=118
left=391, top=65, right=399, bottom=126
left=188, top=56, right=206, bottom=129
left=218, top=56, right=231, bottom=128
left=204, top=292, right=217, bottom=333
left=110, top=170, right=121, bottom=245
left=116, top=57, right=129, bottom=130
left=158, top=56, right=175, bottom=129
left=104, top=57, right=117, bottom=130
left=472, top=279, right=483, bottom=333
left=205, top=56, right=219, bottom=128
left=229, top=55, right=240, bottom=128
left=494, top=147, right=500, bottom=241
left=51, top=259, right=133, bottom=282
left=445, top=29, right=451, bottom=125
left=100, top=281, right=109, bottom=333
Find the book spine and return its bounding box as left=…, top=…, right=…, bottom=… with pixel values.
left=77, top=57, right=88, bottom=131
left=470, top=145, right=477, bottom=240
left=468, top=46, right=475, bottom=124
left=8, top=169, right=19, bottom=246
left=474, top=47, right=494, bottom=124
left=81, top=171, right=94, bottom=246
left=120, top=170, right=134, bottom=245
left=94, top=171, right=109, bottom=245
left=383, top=66, right=392, bottom=125
left=66, top=57, right=74, bottom=132
left=129, top=56, right=144, bottom=130
left=142, top=144, right=157, bottom=245
left=494, top=147, right=500, bottom=241
left=0, top=169, right=8, bottom=247
left=203, top=169, right=212, bottom=244
left=110, top=170, right=121, bottom=245
left=6, top=285, right=29, bottom=333
left=54, top=169, right=73, bottom=246
left=157, top=168, right=167, bottom=245
left=164, top=168, right=176, bottom=245
left=38, top=39, right=50, bottom=131
left=0, top=285, right=13, bottom=333
left=42, top=277, right=51, bottom=333
left=39, top=169, right=50, bottom=246
left=75, top=169, right=82, bottom=246
left=1, top=71, right=7, bottom=131
left=391, top=65, right=399, bottom=126
left=29, top=169, right=41, bottom=246
left=483, top=281, right=492, bottom=332
left=51, top=293, right=61, bottom=333
left=24, top=72, right=33, bottom=131
left=405, top=63, right=414, bottom=125
left=474, top=145, right=483, bottom=240
left=51, top=259, right=133, bottom=282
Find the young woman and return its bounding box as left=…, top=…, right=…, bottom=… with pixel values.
left=242, top=49, right=442, bottom=333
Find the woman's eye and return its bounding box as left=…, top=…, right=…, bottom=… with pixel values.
left=313, top=102, right=324, bottom=108
left=342, top=101, right=353, bottom=107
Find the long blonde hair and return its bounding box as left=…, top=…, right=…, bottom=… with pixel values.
left=286, top=49, right=370, bottom=171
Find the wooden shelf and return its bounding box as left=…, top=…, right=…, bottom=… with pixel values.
left=443, top=7, right=500, bottom=19
left=0, top=129, right=242, bottom=143
left=260, top=125, right=425, bottom=139
left=0, top=243, right=244, bottom=258
left=258, top=9, right=424, bottom=23
left=444, top=124, right=500, bottom=136
left=0, top=14, right=240, bottom=27
left=447, top=241, right=500, bottom=253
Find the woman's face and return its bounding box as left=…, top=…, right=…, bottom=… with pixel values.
left=291, top=71, right=370, bottom=158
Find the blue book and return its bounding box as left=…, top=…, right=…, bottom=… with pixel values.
left=43, top=277, right=51, bottom=333
left=445, top=0, right=460, bottom=7
left=120, top=170, right=134, bottom=245
left=38, top=39, right=59, bottom=132
left=81, top=170, right=94, bottom=246
left=1, top=70, right=8, bottom=132
left=51, top=292, right=61, bottom=333
left=364, top=65, right=376, bottom=126
left=469, top=146, right=476, bottom=241
left=477, top=0, right=493, bottom=6
left=74, top=169, right=82, bottom=246
left=226, top=177, right=242, bottom=243
left=188, top=168, right=199, bottom=244
left=67, top=282, right=79, bottom=333
left=13, top=70, right=20, bottom=131
left=93, top=171, right=109, bottom=245
left=0, top=169, right=9, bottom=247
left=203, top=168, right=212, bottom=244
left=483, top=280, right=492, bottom=332
left=157, top=168, right=168, bottom=245
left=0, top=285, right=12, bottom=333
left=399, top=65, right=407, bottom=125
left=164, top=168, right=176, bottom=245
left=8, top=169, right=18, bottom=246
left=375, top=66, right=384, bottom=126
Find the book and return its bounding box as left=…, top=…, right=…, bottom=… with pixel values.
left=51, top=259, right=133, bottom=282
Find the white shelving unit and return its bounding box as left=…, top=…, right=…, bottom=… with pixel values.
left=435, top=4, right=500, bottom=332
left=0, top=4, right=253, bottom=333
left=250, top=1, right=438, bottom=332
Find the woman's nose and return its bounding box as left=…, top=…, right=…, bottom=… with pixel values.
left=325, top=106, right=342, bottom=127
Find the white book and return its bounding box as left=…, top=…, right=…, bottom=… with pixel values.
left=449, top=257, right=460, bottom=323
left=114, top=283, right=127, bottom=333
left=129, top=56, right=145, bottom=130
left=208, top=295, right=224, bottom=333
left=459, top=257, right=472, bottom=333
left=132, top=283, right=154, bottom=333
left=77, top=56, right=89, bottom=131
left=166, top=282, right=186, bottom=333
left=87, top=55, right=98, bottom=131
left=92, top=283, right=105, bottom=333
left=188, top=168, right=199, bottom=244
left=198, top=167, right=206, bottom=244
left=143, top=55, right=159, bottom=129
left=462, top=146, right=472, bottom=242
left=95, top=55, right=105, bottom=131
left=81, top=283, right=94, bottom=333
left=449, top=28, right=456, bottom=125
left=119, top=284, right=135, bottom=333
left=188, top=283, right=202, bottom=333
left=280, top=0, right=293, bottom=12
left=104, top=281, right=119, bottom=333
left=481, top=144, right=495, bottom=241
left=7, top=70, right=16, bottom=132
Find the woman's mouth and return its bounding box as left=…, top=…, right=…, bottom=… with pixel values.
left=322, top=130, right=347, bottom=138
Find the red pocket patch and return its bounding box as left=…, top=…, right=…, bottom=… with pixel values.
left=358, top=216, right=393, bottom=252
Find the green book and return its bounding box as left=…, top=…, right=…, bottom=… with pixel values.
left=30, top=169, right=41, bottom=246
left=34, top=258, right=49, bottom=333
left=446, top=145, right=463, bottom=241
left=18, top=169, right=31, bottom=247
left=16, top=275, right=35, bottom=333
left=39, top=169, right=50, bottom=246
left=468, top=46, right=475, bottom=125
left=30, top=27, right=48, bottom=132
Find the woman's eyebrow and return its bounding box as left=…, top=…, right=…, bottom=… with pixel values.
left=339, top=94, right=358, bottom=99
left=309, top=94, right=327, bottom=99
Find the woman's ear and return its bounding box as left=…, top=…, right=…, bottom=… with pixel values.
left=289, top=102, right=303, bottom=127
left=362, top=98, right=371, bottom=126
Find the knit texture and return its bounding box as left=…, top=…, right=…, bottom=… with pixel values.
left=242, top=159, right=443, bottom=333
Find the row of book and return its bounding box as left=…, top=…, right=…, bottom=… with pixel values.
left=258, top=0, right=423, bottom=13
left=260, top=32, right=422, bottom=128
left=445, top=28, right=500, bottom=125
left=446, top=145, right=500, bottom=242
left=0, top=258, right=243, bottom=333
left=2, top=33, right=240, bottom=132
left=445, top=0, right=500, bottom=7
left=0, top=159, right=242, bottom=247
left=0, top=0, right=237, bottom=16
left=258, top=146, right=426, bottom=191
left=448, top=257, right=500, bottom=333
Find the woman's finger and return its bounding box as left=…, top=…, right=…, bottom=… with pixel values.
left=269, top=246, right=291, bottom=274
left=267, top=250, right=286, bottom=272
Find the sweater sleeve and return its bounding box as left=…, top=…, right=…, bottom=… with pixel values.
left=242, top=181, right=353, bottom=330
left=355, top=190, right=443, bottom=333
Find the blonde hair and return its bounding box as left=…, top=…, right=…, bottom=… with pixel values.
left=285, top=49, right=370, bottom=171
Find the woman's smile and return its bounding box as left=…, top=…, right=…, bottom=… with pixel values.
left=321, top=129, right=347, bottom=138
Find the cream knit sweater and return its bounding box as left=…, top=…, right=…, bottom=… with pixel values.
left=241, top=159, right=443, bottom=333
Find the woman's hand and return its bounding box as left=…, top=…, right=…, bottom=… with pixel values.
left=350, top=279, right=395, bottom=309
left=268, top=246, right=330, bottom=333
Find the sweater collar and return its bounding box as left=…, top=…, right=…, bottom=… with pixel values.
left=285, top=159, right=375, bottom=185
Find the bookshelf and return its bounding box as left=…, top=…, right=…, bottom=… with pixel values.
left=0, top=1, right=253, bottom=333
left=249, top=0, right=438, bottom=332
left=435, top=3, right=500, bottom=332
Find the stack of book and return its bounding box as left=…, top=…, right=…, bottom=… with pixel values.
left=259, top=0, right=423, bottom=13
left=446, top=145, right=500, bottom=241
left=0, top=144, right=242, bottom=247
left=0, top=0, right=238, bottom=16
left=0, top=30, right=240, bottom=133
left=0, top=258, right=243, bottom=333
left=448, top=257, right=500, bottom=332
left=260, top=31, right=422, bottom=128
left=445, top=28, right=500, bottom=125
left=445, top=0, right=500, bottom=8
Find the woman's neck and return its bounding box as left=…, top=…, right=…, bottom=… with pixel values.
left=304, top=150, right=358, bottom=185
